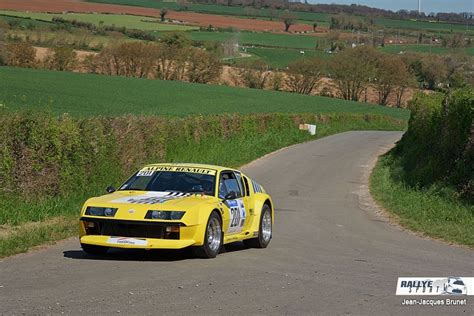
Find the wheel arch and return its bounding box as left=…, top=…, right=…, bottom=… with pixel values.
left=263, top=198, right=273, bottom=212
left=194, top=206, right=223, bottom=246
left=250, top=194, right=274, bottom=232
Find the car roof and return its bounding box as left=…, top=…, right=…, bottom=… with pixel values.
left=144, top=163, right=237, bottom=173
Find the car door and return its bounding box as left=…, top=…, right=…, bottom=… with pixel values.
left=234, top=171, right=252, bottom=231
left=218, top=171, right=248, bottom=235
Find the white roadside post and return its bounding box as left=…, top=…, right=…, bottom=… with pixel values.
left=299, top=123, right=317, bottom=135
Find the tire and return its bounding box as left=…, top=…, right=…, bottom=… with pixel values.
left=81, top=243, right=109, bottom=255
left=194, top=211, right=223, bottom=258
left=244, top=204, right=272, bottom=248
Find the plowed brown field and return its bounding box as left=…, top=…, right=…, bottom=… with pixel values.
left=0, top=0, right=313, bottom=32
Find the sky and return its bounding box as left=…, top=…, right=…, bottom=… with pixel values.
left=309, top=1, right=473, bottom=13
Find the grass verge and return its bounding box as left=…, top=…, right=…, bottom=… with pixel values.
left=0, top=112, right=405, bottom=257
left=370, top=152, right=474, bottom=247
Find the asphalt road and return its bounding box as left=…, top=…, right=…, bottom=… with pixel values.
left=1, top=131, right=472, bottom=315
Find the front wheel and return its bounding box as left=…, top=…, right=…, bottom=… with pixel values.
left=244, top=204, right=272, bottom=248
left=194, top=211, right=223, bottom=258
left=81, top=243, right=109, bottom=255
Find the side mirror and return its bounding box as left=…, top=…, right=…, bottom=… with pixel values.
left=224, top=191, right=237, bottom=200
left=106, top=185, right=116, bottom=194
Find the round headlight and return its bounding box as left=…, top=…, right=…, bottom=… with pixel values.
left=104, top=208, right=114, bottom=216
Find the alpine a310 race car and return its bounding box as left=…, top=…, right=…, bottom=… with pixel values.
left=79, top=163, right=273, bottom=258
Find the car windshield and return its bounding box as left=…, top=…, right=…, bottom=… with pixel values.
left=453, top=280, right=464, bottom=285
left=119, top=171, right=216, bottom=196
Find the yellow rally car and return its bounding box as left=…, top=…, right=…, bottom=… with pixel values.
left=79, top=163, right=273, bottom=258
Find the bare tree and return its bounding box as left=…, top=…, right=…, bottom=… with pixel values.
left=280, top=10, right=296, bottom=32
left=160, top=8, right=169, bottom=22
left=286, top=57, right=324, bottom=94
left=373, top=55, right=413, bottom=106
left=95, top=42, right=158, bottom=78
left=328, top=46, right=379, bottom=101
left=237, top=60, right=271, bottom=89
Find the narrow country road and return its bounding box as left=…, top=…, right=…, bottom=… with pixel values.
left=1, top=131, right=472, bottom=315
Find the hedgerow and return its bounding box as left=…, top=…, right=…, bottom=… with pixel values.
left=393, top=88, right=473, bottom=201
left=0, top=111, right=404, bottom=224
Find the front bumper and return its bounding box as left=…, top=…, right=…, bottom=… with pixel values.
left=80, top=217, right=201, bottom=249
left=80, top=235, right=196, bottom=249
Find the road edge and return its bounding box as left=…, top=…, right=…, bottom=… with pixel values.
left=360, top=136, right=473, bottom=250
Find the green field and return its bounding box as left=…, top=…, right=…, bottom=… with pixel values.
left=381, top=44, right=474, bottom=56
left=244, top=47, right=329, bottom=68
left=5, top=29, right=124, bottom=50
left=236, top=44, right=472, bottom=68
left=87, top=0, right=331, bottom=22
left=0, top=10, right=198, bottom=31
left=189, top=31, right=320, bottom=49
left=0, top=14, right=54, bottom=28
left=87, top=0, right=471, bottom=34
left=376, top=17, right=472, bottom=34
left=0, top=67, right=409, bottom=120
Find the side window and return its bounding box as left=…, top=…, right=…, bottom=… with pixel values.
left=242, top=176, right=250, bottom=196
left=251, top=179, right=263, bottom=193
left=218, top=172, right=243, bottom=199
left=233, top=172, right=245, bottom=196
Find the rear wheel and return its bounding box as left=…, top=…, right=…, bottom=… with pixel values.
left=81, top=243, right=109, bottom=255
left=244, top=204, right=272, bottom=248
left=194, top=211, right=223, bottom=258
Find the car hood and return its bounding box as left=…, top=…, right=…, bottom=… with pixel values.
left=83, top=191, right=217, bottom=221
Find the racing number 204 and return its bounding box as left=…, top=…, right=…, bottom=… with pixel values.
left=226, top=199, right=246, bottom=234
left=230, top=207, right=241, bottom=228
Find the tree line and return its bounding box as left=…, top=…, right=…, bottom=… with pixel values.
left=192, top=0, right=472, bottom=25
left=234, top=46, right=471, bottom=107
left=1, top=35, right=471, bottom=108
left=2, top=34, right=223, bottom=84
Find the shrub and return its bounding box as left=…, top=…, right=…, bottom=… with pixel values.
left=95, top=42, right=159, bottom=78
left=395, top=88, right=473, bottom=201
left=270, top=72, right=284, bottom=91
left=45, top=46, right=77, bottom=71
left=187, top=49, right=222, bottom=84
left=0, top=111, right=404, bottom=203
left=0, top=112, right=298, bottom=200
left=6, top=42, right=36, bottom=68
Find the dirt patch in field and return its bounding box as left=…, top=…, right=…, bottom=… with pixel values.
left=0, top=0, right=313, bottom=33
left=222, top=66, right=414, bottom=107
left=34, top=46, right=96, bottom=61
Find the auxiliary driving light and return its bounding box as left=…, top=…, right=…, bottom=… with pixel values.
left=165, top=226, right=180, bottom=233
